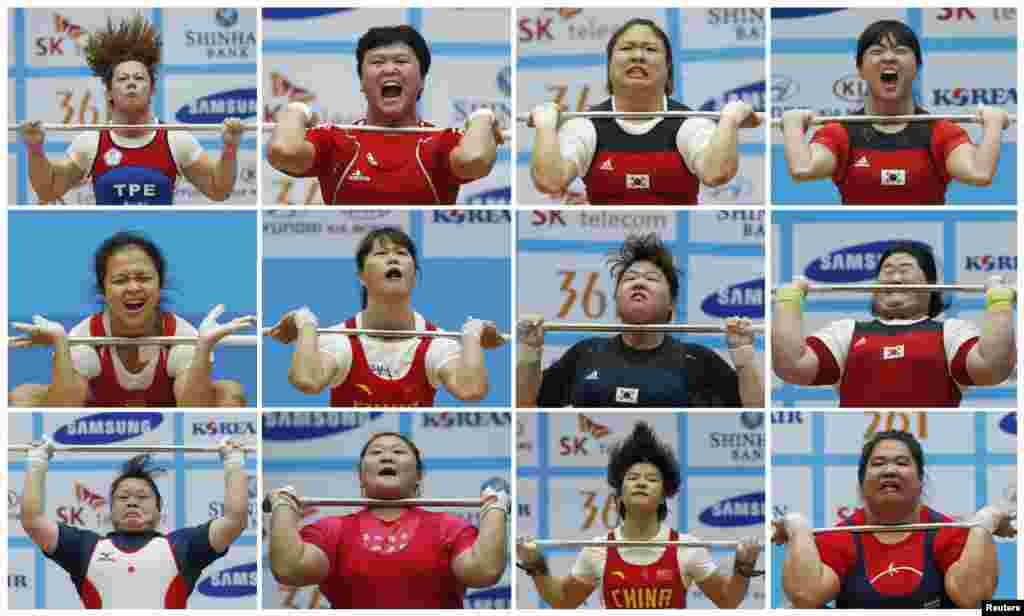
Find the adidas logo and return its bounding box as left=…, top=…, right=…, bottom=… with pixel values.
left=854, top=337, right=866, bottom=348
left=854, top=155, right=871, bottom=168
left=599, top=159, right=614, bottom=172
left=584, top=370, right=599, bottom=381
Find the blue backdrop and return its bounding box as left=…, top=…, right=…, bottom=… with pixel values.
left=262, top=209, right=511, bottom=406
left=8, top=211, right=258, bottom=406
left=771, top=7, right=1017, bottom=205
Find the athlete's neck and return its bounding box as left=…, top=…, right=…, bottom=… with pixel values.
left=864, top=501, right=921, bottom=526
left=109, top=309, right=161, bottom=338
left=622, top=331, right=665, bottom=351
left=369, top=506, right=407, bottom=522
left=620, top=514, right=661, bottom=541
left=362, top=301, right=416, bottom=331
left=865, top=96, right=915, bottom=117
left=364, top=108, right=421, bottom=128
left=613, top=91, right=665, bottom=115
left=110, top=108, right=157, bottom=138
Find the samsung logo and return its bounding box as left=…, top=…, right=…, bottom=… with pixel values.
left=197, top=562, right=257, bottom=597
left=699, top=81, right=765, bottom=112
left=176, top=88, right=257, bottom=123
left=464, top=186, right=512, bottom=205
left=699, top=491, right=764, bottom=527
left=771, top=8, right=846, bottom=18
left=262, top=412, right=383, bottom=441
left=804, top=240, right=931, bottom=283
left=55, top=412, right=163, bottom=445
left=701, top=278, right=764, bottom=318
left=999, top=412, right=1016, bottom=435
left=465, top=586, right=511, bottom=609
left=263, top=8, right=353, bottom=19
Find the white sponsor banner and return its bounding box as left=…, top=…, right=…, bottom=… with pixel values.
left=680, top=8, right=766, bottom=49
left=262, top=210, right=409, bottom=259
left=422, top=210, right=511, bottom=259
left=688, top=210, right=766, bottom=245
left=823, top=411, right=972, bottom=455
left=686, top=412, right=765, bottom=468
left=546, top=413, right=678, bottom=469
left=518, top=210, right=677, bottom=242
left=162, top=8, right=258, bottom=65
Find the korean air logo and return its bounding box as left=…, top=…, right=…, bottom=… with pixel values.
left=176, top=88, right=258, bottom=123
left=804, top=240, right=932, bottom=283
left=701, top=278, right=764, bottom=318
left=699, top=491, right=764, bottom=527
left=699, top=80, right=765, bottom=112
left=197, top=562, right=257, bottom=597
left=262, top=412, right=383, bottom=441
left=54, top=412, right=163, bottom=445
left=999, top=412, right=1016, bottom=435
left=965, top=255, right=1017, bottom=272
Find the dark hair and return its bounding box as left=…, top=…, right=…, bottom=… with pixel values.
left=606, top=18, right=674, bottom=96
left=856, top=20, right=922, bottom=69
left=358, top=432, right=424, bottom=476
left=356, top=26, right=431, bottom=100
left=873, top=241, right=947, bottom=318
left=94, top=231, right=167, bottom=294
left=355, top=227, right=420, bottom=309
left=110, top=454, right=165, bottom=512
left=85, top=15, right=162, bottom=100
left=607, top=422, right=680, bottom=521
left=608, top=234, right=680, bottom=319
left=857, top=430, right=925, bottom=486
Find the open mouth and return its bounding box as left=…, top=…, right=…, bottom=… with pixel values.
left=378, top=468, right=398, bottom=477
left=124, top=301, right=146, bottom=313
left=880, top=70, right=899, bottom=84
left=385, top=268, right=403, bottom=280
left=381, top=81, right=403, bottom=99
left=880, top=480, right=901, bottom=492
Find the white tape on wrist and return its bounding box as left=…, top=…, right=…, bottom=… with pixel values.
left=729, top=345, right=755, bottom=369
left=286, top=101, right=313, bottom=123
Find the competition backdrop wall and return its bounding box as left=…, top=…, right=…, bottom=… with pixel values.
left=517, top=8, right=766, bottom=205
left=518, top=209, right=764, bottom=382
left=517, top=412, right=766, bottom=608
left=8, top=8, right=259, bottom=205
left=8, top=211, right=258, bottom=407
left=771, top=8, right=1017, bottom=205
left=771, top=410, right=1018, bottom=606
left=261, top=411, right=511, bottom=609
left=772, top=210, right=1017, bottom=407
left=261, top=8, right=511, bottom=205
left=7, top=412, right=259, bottom=608
left=262, top=209, right=511, bottom=406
